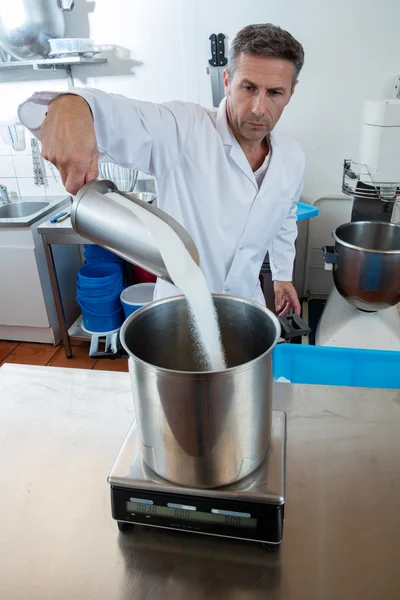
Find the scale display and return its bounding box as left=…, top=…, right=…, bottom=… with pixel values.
left=111, top=486, right=284, bottom=544
left=126, top=500, right=258, bottom=528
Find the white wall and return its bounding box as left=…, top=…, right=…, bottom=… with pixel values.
left=178, top=0, right=400, bottom=201
left=0, top=0, right=398, bottom=201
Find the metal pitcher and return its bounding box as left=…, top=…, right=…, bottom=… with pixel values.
left=72, top=180, right=199, bottom=284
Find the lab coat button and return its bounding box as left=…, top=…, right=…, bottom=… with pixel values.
left=239, top=247, right=244, bottom=251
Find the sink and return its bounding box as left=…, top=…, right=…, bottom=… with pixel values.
left=0, top=195, right=71, bottom=228
left=0, top=202, right=49, bottom=219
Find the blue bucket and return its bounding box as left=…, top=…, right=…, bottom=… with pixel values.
left=77, top=292, right=122, bottom=314
left=77, top=262, right=125, bottom=333
left=76, top=281, right=121, bottom=298
left=77, top=263, right=124, bottom=288
left=120, top=283, right=155, bottom=318
left=79, top=303, right=124, bottom=333
left=84, top=244, right=125, bottom=265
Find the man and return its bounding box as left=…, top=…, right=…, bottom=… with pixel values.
left=18, top=23, right=305, bottom=315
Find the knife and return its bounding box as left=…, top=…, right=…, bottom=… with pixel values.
left=208, top=33, right=228, bottom=107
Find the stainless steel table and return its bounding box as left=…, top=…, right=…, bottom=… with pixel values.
left=0, top=364, right=399, bottom=600
left=38, top=214, right=89, bottom=358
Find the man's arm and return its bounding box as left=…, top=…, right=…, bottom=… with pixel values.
left=18, top=88, right=195, bottom=194
left=269, top=175, right=304, bottom=315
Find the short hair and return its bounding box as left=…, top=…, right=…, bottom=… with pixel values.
left=228, top=23, right=305, bottom=82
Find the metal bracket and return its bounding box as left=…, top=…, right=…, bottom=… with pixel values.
left=57, top=0, right=75, bottom=9
left=395, top=75, right=400, bottom=99
left=89, top=331, right=124, bottom=359
left=322, top=245, right=335, bottom=271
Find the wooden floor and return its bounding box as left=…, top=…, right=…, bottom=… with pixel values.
left=0, top=339, right=128, bottom=372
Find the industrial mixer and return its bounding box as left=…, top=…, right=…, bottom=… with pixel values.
left=316, top=99, right=400, bottom=350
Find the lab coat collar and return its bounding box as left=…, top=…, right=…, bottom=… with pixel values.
left=216, top=97, right=279, bottom=192
left=216, top=97, right=234, bottom=146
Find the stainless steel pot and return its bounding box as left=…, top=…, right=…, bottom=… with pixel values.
left=0, top=0, right=64, bottom=60
left=329, top=221, right=400, bottom=312
left=119, top=294, right=307, bottom=489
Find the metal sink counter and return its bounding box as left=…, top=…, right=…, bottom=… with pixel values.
left=0, top=195, right=71, bottom=227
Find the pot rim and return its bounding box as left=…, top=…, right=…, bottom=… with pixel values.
left=120, top=292, right=281, bottom=377
left=333, top=221, right=400, bottom=255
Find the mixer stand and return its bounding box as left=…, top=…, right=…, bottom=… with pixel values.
left=316, top=288, right=400, bottom=350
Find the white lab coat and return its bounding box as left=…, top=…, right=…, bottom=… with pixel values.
left=18, top=90, right=305, bottom=305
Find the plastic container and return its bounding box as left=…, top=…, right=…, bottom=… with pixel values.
left=77, top=263, right=124, bottom=287
left=76, top=291, right=122, bottom=314
left=83, top=244, right=125, bottom=265
left=77, top=262, right=124, bottom=333
left=48, top=38, right=94, bottom=57
left=132, top=264, right=157, bottom=284
left=296, top=202, right=319, bottom=221
left=76, top=282, right=119, bottom=297
left=78, top=303, right=124, bottom=334
left=273, top=343, right=400, bottom=389
left=120, top=283, right=155, bottom=318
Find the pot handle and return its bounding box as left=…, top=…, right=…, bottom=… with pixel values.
left=278, top=314, right=311, bottom=340
left=88, top=331, right=127, bottom=359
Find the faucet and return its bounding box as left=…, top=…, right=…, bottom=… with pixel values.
left=0, top=184, right=10, bottom=205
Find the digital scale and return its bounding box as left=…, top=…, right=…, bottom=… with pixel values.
left=108, top=411, right=286, bottom=549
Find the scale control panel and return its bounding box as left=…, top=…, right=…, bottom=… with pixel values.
left=111, top=486, right=284, bottom=544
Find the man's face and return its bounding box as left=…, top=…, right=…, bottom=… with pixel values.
left=223, top=53, right=297, bottom=143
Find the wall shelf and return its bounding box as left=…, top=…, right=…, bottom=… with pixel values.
left=0, top=56, right=107, bottom=87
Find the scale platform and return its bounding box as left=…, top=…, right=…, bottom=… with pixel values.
left=108, top=411, right=286, bottom=547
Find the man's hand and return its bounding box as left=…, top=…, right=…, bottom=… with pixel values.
left=274, top=281, right=301, bottom=316
left=41, top=94, right=99, bottom=195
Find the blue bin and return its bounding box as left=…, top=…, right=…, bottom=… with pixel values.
left=273, top=343, right=400, bottom=389
left=77, top=291, right=122, bottom=314
left=76, top=282, right=120, bottom=297
left=83, top=244, right=125, bottom=265
left=77, top=262, right=125, bottom=333
left=120, top=283, right=155, bottom=318
left=79, top=303, right=124, bottom=333
left=77, top=263, right=124, bottom=287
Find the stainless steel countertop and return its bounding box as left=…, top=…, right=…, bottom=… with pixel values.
left=0, top=363, right=399, bottom=600
left=38, top=213, right=89, bottom=244
left=0, top=196, right=70, bottom=227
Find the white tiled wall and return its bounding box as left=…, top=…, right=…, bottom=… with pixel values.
left=0, top=156, right=16, bottom=178
left=0, top=126, right=67, bottom=200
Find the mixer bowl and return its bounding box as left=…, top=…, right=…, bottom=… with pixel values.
left=332, top=221, right=400, bottom=311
